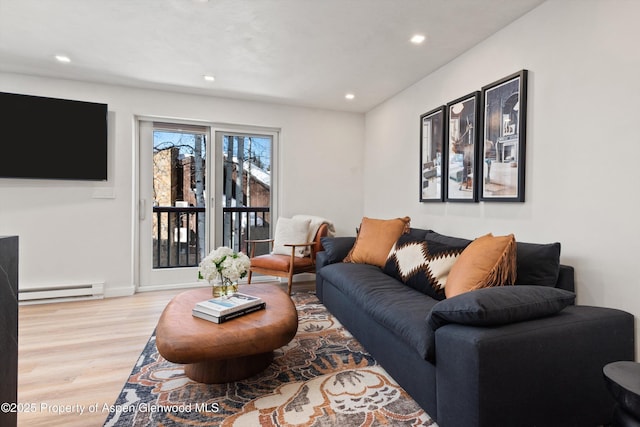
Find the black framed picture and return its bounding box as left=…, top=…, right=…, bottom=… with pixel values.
left=445, top=91, right=480, bottom=202
left=479, top=70, right=527, bottom=202
left=419, top=106, right=445, bottom=202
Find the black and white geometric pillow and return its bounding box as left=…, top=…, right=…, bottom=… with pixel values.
left=383, top=234, right=468, bottom=300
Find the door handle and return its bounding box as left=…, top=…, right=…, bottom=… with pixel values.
left=139, top=199, right=146, bottom=220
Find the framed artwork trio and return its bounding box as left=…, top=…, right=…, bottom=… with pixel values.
left=420, top=69, right=527, bottom=203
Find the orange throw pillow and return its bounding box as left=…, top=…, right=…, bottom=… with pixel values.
left=344, top=216, right=411, bottom=267
left=445, top=233, right=517, bottom=298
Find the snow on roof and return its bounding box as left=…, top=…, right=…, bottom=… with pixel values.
left=243, top=160, right=270, bottom=187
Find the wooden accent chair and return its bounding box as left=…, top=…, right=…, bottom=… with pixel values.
left=247, top=223, right=329, bottom=295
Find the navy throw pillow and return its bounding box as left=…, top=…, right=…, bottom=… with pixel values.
left=515, top=241, right=561, bottom=286
left=427, top=285, right=576, bottom=330
left=320, top=236, right=356, bottom=264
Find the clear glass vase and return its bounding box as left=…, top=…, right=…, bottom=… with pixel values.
left=211, top=276, right=238, bottom=298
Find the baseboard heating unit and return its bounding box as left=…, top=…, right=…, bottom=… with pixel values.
left=19, top=283, right=104, bottom=305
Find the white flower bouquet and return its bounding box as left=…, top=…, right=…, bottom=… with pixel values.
left=198, top=246, right=251, bottom=297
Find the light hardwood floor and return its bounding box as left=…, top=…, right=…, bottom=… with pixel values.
left=17, top=280, right=314, bottom=427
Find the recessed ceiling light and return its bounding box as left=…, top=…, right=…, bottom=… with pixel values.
left=345, top=93, right=355, bottom=100
left=55, top=55, right=71, bottom=63
left=410, top=34, right=426, bottom=44
left=203, top=75, right=215, bottom=82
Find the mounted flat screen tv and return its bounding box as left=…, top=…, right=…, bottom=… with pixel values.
left=0, top=92, right=108, bottom=180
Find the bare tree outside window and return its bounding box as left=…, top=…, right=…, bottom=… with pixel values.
left=151, top=130, right=272, bottom=268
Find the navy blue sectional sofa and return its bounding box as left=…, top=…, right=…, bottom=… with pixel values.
left=315, top=228, right=635, bottom=427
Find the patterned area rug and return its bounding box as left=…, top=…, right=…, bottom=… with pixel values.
left=104, top=292, right=434, bottom=426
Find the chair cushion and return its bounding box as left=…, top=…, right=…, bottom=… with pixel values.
left=445, top=233, right=517, bottom=298
left=343, top=216, right=411, bottom=267
left=251, top=254, right=314, bottom=272
left=272, top=217, right=311, bottom=258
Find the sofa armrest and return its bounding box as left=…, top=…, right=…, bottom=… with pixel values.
left=314, top=237, right=355, bottom=303
left=557, top=264, right=575, bottom=292
left=315, top=251, right=330, bottom=271
left=435, top=305, right=634, bottom=427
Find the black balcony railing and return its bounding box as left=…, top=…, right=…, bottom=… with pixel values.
left=152, top=206, right=270, bottom=268
left=222, top=206, right=270, bottom=255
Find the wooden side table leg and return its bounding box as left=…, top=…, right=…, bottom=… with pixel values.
left=184, top=351, right=274, bottom=384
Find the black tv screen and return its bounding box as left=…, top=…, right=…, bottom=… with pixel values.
left=0, top=92, right=108, bottom=180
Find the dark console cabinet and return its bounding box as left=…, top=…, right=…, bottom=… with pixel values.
left=0, top=236, right=18, bottom=427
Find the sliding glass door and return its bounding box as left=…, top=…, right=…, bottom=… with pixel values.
left=138, top=121, right=210, bottom=289
left=214, top=131, right=273, bottom=258
left=138, top=121, right=276, bottom=290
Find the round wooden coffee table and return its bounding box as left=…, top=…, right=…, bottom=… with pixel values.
left=156, top=283, right=298, bottom=384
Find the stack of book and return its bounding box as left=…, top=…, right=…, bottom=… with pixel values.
left=192, top=292, right=266, bottom=324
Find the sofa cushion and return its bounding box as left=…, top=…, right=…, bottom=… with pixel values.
left=515, top=241, right=561, bottom=286
left=425, top=230, right=561, bottom=288
left=343, top=216, right=411, bottom=267
left=320, top=229, right=427, bottom=266
left=318, top=262, right=438, bottom=360
left=320, top=236, right=357, bottom=264
left=424, top=230, right=472, bottom=248
left=427, top=285, right=576, bottom=330
left=445, top=233, right=517, bottom=298
left=406, top=227, right=431, bottom=240
left=383, top=233, right=468, bottom=300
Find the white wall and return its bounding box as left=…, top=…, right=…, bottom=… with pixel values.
left=365, top=0, right=640, bottom=354
left=0, top=73, right=364, bottom=296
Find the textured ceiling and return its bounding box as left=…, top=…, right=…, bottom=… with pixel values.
left=0, top=0, right=545, bottom=112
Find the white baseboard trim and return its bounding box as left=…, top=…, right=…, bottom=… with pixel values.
left=135, top=281, right=206, bottom=293
left=104, top=285, right=136, bottom=298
